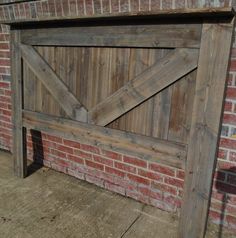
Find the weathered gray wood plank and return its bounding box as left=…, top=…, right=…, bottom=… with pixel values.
left=22, top=110, right=187, bottom=169
left=88, top=48, right=198, bottom=126
left=11, top=30, right=27, bottom=178
left=20, top=44, right=88, bottom=122
left=179, top=19, right=235, bottom=238
left=21, top=24, right=202, bottom=48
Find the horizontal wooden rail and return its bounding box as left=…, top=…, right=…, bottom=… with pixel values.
left=23, top=110, right=187, bottom=169
left=21, top=24, right=202, bottom=48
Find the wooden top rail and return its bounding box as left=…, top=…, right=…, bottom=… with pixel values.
left=2, top=7, right=235, bottom=25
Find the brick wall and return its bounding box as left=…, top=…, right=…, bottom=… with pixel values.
left=0, top=0, right=236, bottom=234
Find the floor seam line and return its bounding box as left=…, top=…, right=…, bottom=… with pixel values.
left=120, top=204, right=146, bottom=238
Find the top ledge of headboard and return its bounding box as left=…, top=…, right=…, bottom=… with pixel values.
left=2, top=6, right=235, bottom=28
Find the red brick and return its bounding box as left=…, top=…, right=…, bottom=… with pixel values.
left=151, top=181, right=177, bottom=195
left=226, top=87, right=236, bottom=100
left=138, top=169, right=163, bottom=182
left=85, top=0, right=93, bottom=15
left=138, top=186, right=162, bottom=200
left=67, top=154, right=84, bottom=164
left=56, top=158, right=71, bottom=168
left=50, top=149, right=67, bottom=159
left=231, top=49, right=236, bottom=58
left=105, top=182, right=125, bottom=195
left=230, top=59, right=236, bottom=71
left=176, top=170, right=185, bottom=180
left=0, top=95, right=10, bottom=103
left=115, top=161, right=136, bottom=174
left=77, top=0, right=85, bottom=15
left=101, top=149, right=122, bottom=161
left=45, top=134, right=62, bottom=143
left=149, top=198, right=175, bottom=212
left=227, top=174, right=236, bottom=185
left=105, top=166, right=125, bottom=177
left=85, top=160, right=104, bottom=171
left=226, top=203, right=236, bottom=215
left=149, top=163, right=175, bottom=176
left=123, top=155, right=147, bottom=168
left=93, top=155, right=113, bottom=167
left=0, top=51, right=10, bottom=58
left=24, top=3, right=31, bottom=19
left=211, top=189, right=226, bottom=201
left=223, top=113, right=236, bottom=126
left=63, top=139, right=81, bottom=149
left=0, top=81, right=10, bottom=89
left=68, top=168, right=84, bottom=180
left=209, top=210, right=221, bottom=224
left=0, top=67, right=10, bottom=74
left=226, top=215, right=236, bottom=229
left=80, top=143, right=100, bottom=154
left=214, top=171, right=226, bottom=182
left=74, top=149, right=92, bottom=159
left=69, top=0, right=78, bottom=15
left=164, top=194, right=181, bottom=209
left=218, top=149, right=228, bottom=160
left=56, top=144, right=73, bottom=154
left=214, top=181, right=236, bottom=194
left=0, top=102, right=8, bottom=109
left=4, top=89, right=11, bottom=96
left=126, top=190, right=150, bottom=204
left=217, top=161, right=236, bottom=173
left=220, top=138, right=236, bottom=150
left=224, top=101, right=233, bottom=112
left=228, top=196, right=236, bottom=206
left=164, top=177, right=184, bottom=188
left=210, top=200, right=223, bottom=212
left=127, top=173, right=150, bottom=186
left=51, top=163, right=67, bottom=173
left=86, top=174, right=104, bottom=187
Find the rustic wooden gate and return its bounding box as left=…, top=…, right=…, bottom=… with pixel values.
left=10, top=8, right=235, bottom=238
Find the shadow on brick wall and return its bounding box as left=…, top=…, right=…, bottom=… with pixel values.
left=215, top=167, right=236, bottom=238
left=27, top=129, right=43, bottom=176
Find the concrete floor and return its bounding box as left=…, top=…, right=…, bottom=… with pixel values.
left=0, top=151, right=234, bottom=238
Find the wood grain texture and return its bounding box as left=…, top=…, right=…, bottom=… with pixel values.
left=2, top=7, right=234, bottom=25
left=11, top=30, right=27, bottom=178
left=88, top=48, right=199, bottom=126
left=21, top=24, right=202, bottom=48
left=23, top=110, right=187, bottom=169
left=179, top=18, right=235, bottom=238
left=20, top=44, right=88, bottom=122
left=168, top=70, right=197, bottom=143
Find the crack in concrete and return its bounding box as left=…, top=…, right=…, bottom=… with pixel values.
left=120, top=204, right=146, bottom=238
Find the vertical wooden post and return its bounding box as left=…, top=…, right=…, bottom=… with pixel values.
left=11, top=30, right=27, bottom=178
left=179, top=18, right=235, bottom=238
